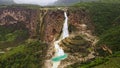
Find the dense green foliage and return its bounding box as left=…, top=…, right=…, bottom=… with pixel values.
left=73, top=2, right=120, bottom=52
left=100, top=0, right=120, bottom=3
left=1, top=2, right=120, bottom=68
left=98, top=26, right=120, bottom=52
left=68, top=51, right=120, bottom=68
left=0, top=23, right=29, bottom=48
left=0, top=4, right=41, bottom=9
left=94, top=51, right=120, bottom=68
left=74, top=3, right=120, bottom=36
left=0, top=40, right=47, bottom=68
left=67, top=57, right=108, bottom=68
left=70, top=2, right=120, bottom=68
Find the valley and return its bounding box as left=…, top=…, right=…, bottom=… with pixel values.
left=0, top=2, right=120, bottom=68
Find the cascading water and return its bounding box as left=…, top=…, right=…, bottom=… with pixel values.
left=51, top=11, right=69, bottom=68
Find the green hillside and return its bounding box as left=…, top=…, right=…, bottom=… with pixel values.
left=68, top=2, right=120, bottom=68
left=0, top=2, right=120, bottom=68
left=0, top=40, right=47, bottom=68
left=99, top=0, right=120, bottom=3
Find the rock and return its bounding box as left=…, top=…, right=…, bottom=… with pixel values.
left=0, top=7, right=97, bottom=68
left=43, top=10, right=64, bottom=43
left=58, top=35, right=96, bottom=68
left=0, top=7, right=39, bottom=37
left=0, top=7, right=95, bottom=43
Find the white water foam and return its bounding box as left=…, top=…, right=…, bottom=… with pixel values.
left=52, top=11, right=69, bottom=68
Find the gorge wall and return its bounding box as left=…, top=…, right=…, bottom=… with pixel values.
left=0, top=7, right=97, bottom=68
left=0, top=7, right=94, bottom=42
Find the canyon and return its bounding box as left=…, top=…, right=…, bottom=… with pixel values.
left=0, top=2, right=120, bottom=68
left=0, top=6, right=97, bottom=68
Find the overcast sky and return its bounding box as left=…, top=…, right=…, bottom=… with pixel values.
left=13, top=0, right=58, bottom=6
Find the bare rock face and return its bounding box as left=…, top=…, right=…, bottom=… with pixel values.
left=58, top=35, right=96, bottom=68
left=43, top=8, right=95, bottom=43
left=0, top=7, right=65, bottom=43
left=58, top=9, right=97, bottom=68
left=42, top=8, right=97, bottom=68
left=0, top=7, right=95, bottom=43
left=44, top=10, right=64, bottom=43
left=0, top=7, right=97, bottom=68
left=0, top=7, right=39, bottom=37
left=68, top=9, right=94, bottom=35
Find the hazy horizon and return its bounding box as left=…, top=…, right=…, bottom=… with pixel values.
left=13, top=0, right=58, bottom=6
left=0, top=0, right=99, bottom=6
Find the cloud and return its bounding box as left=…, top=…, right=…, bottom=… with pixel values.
left=13, top=0, right=58, bottom=6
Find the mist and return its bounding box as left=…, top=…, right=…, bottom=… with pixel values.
left=13, top=0, right=58, bottom=6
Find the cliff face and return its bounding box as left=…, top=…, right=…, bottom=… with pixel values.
left=42, top=8, right=95, bottom=44
left=0, top=7, right=97, bottom=68
left=68, top=9, right=94, bottom=33
left=0, top=7, right=39, bottom=37
left=0, top=7, right=94, bottom=43
left=0, top=7, right=93, bottom=42
left=43, top=10, right=65, bottom=43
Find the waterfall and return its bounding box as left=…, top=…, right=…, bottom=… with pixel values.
left=51, top=11, right=69, bottom=68
left=61, top=12, right=69, bottom=39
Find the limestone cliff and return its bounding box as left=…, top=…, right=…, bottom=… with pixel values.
left=0, top=7, right=95, bottom=42
left=0, top=7, right=39, bottom=37
left=0, top=7, right=97, bottom=68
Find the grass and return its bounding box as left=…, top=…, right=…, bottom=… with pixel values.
left=0, top=23, right=29, bottom=49
left=67, top=2, right=120, bottom=68
left=94, top=57, right=120, bottom=68
left=0, top=40, right=48, bottom=68
left=74, top=2, right=120, bottom=36
left=0, top=2, right=120, bottom=68
left=97, top=26, right=120, bottom=52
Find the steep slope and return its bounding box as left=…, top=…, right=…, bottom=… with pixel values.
left=0, top=2, right=120, bottom=68
left=69, top=2, right=120, bottom=68
left=0, top=6, right=97, bottom=68
left=0, top=40, right=48, bottom=68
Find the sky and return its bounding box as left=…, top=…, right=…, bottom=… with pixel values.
left=0, top=0, right=99, bottom=6
left=13, top=0, right=58, bottom=6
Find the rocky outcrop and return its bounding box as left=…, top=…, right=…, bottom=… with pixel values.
left=58, top=35, right=96, bottom=68
left=0, top=7, right=97, bottom=68
left=0, top=7, right=39, bottom=37
left=68, top=9, right=94, bottom=34
left=42, top=8, right=97, bottom=68
left=43, top=10, right=65, bottom=43
left=43, top=8, right=95, bottom=44
left=0, top=7, right=65, bottom=42
left=0, top=7, right=95, bottom=43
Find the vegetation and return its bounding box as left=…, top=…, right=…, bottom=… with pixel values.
left=0, top=4, right=41, bottom=9
left=94, top=57, right=120, bottom=68
left=67, top=2, right=120, bottom=68
left=73, top=2, right=120, bottom=52
left=0, top=23, right=29, bottom=48
left=0, top=40, right=47, bottom=68
left=1, top=1, right=120, bottom=68
left=67, top=57, right=109, bottom=68
left=98, top=26, right=120, bottom=52
left=68, top=51, right=120, bottom=68
left=99, top=0, right=120, bottom=3
left=9, top=4, right=42, bottom=9
left=74, top=3, right=120, bottom=36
